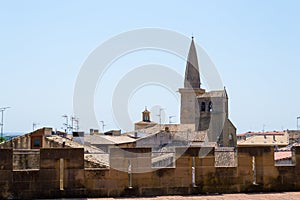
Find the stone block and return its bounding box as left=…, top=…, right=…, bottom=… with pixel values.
left=175, top=167, right=191, bottom=178
left=141, top=187, right=167, bottom=196
left=0, top=170, right=12, bottom=182
left=175, top=157, right=191, bottom=167
left=39, top=169, right=58, bottom=181
left=84, top=169, right=109, bottom=179
left=201, top=157, right=215, bottom=166
left=13, top=170, right=39, bottom=183
left=0, top=149, right=13, bottom=170
left=199, top=166, right=216, bottom=175
left=40, top=148, right=84, bottom=169
left=238, top=156, right=252, bottom=166
left=167, top=187, right=189, bottom=195
left=262, top=166, right=278, bottom=177
left=64, top=169, right=85, bottom=188
left=238, top=167, right=252, bottom=176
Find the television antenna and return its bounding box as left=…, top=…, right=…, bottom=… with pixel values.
left=32, top=122, right=40, bottom=131
left=169, top=116, right=176, bottom=124
left=0, top=107, right=11, bottom=138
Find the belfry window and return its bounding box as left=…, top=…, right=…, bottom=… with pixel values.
left=143, top=115, right=149, bottom=122
left=209, top=101, right=213, bottom=112
left=201, top=102, right=206, bottom=112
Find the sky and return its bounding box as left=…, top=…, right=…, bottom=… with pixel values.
left=0, top=0, right=300, bottom=134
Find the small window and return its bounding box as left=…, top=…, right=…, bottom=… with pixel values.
left=201, top=102, right=206, bottom=111
left=33, top=138, right=41, bottom=147
left=229, top=134, right=234, bottom=147
left=209, top=101, right=213, bottom=112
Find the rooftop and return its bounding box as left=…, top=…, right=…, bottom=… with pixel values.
left=46, top=135, right=109, bottom=167
left=238, top=131, right=286, bottom=137
left=84, top=134, right=136, bottom=145
left=197, top=90, right=227, bottom=98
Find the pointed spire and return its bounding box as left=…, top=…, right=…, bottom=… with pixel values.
left=224, top=86, right=228, bottom=99
left=184, top=37, right=201, bottom=89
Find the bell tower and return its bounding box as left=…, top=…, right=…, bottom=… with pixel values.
left=179, top=37, right=205, bottom=127
left=142, top=107, right=150, bottom=122
left=134, top=107, right=157, bottom=130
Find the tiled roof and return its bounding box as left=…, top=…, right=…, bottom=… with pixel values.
left=173, top=130, right=207, bottom=142
left=238, top=131, right=286, bottom=137
left=134, top=124, right=195, bottom=134
left=46, top=135, right=109, bottom=167
left=84, top=134, right=136, bottom=145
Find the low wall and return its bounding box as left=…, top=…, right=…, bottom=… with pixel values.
left=0, top=146, right=299, bottom=199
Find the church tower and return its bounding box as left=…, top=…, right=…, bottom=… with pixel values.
left=179, top=37, right=205, bottom=127
left=179, top=37, right=237, bottom=147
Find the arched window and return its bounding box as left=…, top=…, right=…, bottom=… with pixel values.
left=201, top=102, right=206, bottom=112
left=209, top=101, right=213, bottom=112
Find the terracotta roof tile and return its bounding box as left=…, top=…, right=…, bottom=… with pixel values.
left=238, top=131, right=286, bottom=136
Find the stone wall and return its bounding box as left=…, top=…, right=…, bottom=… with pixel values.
left=13, top=149, right=40, bottom=170
left=1, top=146, right=300, bottom=199
left=0, top=149, right=13, bottom=199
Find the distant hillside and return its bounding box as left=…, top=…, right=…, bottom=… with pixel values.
left=3, top=132, right=24, bottom=136
left=3, top=132, right=24, bottom=140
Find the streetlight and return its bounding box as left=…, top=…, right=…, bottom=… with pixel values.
left=0, top=107, right=11, bottom=138
left=297, top=117, right=300, bottom=130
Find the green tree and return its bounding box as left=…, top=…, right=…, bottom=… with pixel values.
left=0, top=137, right=6, bottom=142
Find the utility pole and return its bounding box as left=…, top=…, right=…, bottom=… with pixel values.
left=0, top=107, right=10, bottom=138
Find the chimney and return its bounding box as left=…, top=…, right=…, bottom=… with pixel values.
left=90, top=129, right=94, bottom=135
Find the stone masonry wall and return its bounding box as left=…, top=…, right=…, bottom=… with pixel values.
left=1, top=146, right=300, bottom=199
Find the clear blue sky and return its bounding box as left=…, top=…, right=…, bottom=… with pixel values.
left=0, top=0, right=300, bottom=133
